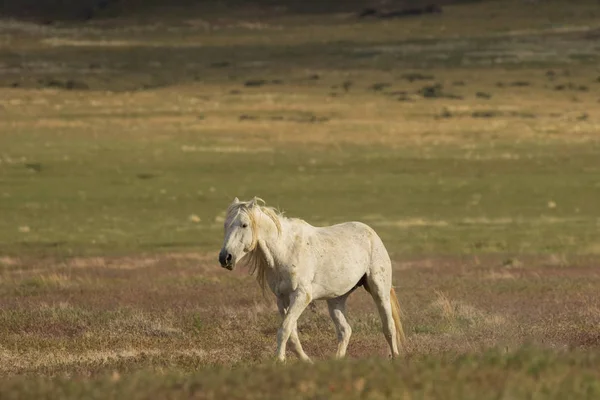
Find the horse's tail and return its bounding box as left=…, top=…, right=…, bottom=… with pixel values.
left=390, top=287, right=406, bottom=351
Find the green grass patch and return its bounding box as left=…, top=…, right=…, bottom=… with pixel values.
left=2, top=348, right=600, bottom=399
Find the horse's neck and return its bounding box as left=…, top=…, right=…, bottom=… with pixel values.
left=257, top=215, right=296, bottom=269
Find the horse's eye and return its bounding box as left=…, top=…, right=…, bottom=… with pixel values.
left=242, top=223, right=248, bottom=228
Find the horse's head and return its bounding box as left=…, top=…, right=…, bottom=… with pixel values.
left=219, top=197, right=258, bottom=270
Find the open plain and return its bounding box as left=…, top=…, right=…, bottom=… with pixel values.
left=1, top=0, right=600, bottom=398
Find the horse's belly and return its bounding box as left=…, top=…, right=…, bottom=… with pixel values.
left=311, top=259, right=368, bottom=300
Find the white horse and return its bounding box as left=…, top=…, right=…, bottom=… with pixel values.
left=218, top=197, right=405, bottom=362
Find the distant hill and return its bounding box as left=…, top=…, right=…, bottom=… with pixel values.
left=0, top=0, right=478, bottom=22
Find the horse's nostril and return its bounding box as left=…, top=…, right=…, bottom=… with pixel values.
left=226, top=254, right=232, bottom=262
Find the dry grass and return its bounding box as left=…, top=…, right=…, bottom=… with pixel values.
left=1, top=1, right=600, bottom=149
left=1, top=253, right=599, bottom=376
left=1, top=67, right=599, bottom=149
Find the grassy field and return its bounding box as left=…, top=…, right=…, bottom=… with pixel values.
left=1, top=0, right=600, bottom=397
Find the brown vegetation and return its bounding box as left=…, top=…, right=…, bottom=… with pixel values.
left=1, top=253, right=599, bottom=375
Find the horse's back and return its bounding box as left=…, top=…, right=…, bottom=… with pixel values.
left=313, top=221, right=375, bottom=245
left=310, top=220, right=389, bottom=264
left=307, top=220, right=390, bottom=299
left=332, top=221, right=391, bottom=265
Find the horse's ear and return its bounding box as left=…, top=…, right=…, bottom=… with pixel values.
left=233, top=197, right=240, bottom=204
left=249, top=197, right=265, bottom=208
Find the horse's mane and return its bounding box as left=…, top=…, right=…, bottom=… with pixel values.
left=225, top=197, right=282, bottom=294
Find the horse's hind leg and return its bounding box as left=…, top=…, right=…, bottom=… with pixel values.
left=327, top=294, right=352, bottom=358
left=365, top=271, right=400, bottom=358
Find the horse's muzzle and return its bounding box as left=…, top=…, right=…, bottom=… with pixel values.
left=219, top=249, right=233, bottom=270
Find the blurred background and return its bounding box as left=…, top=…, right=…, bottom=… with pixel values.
left=3, top=0, right=465, bottom=21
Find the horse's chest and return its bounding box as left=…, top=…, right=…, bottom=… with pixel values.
left=267, top=265, right=301, bottom=296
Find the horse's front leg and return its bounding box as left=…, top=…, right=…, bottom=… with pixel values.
left=276, top=288, right=312, bottom=363
left=276, top=296, right=312, bottom=363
